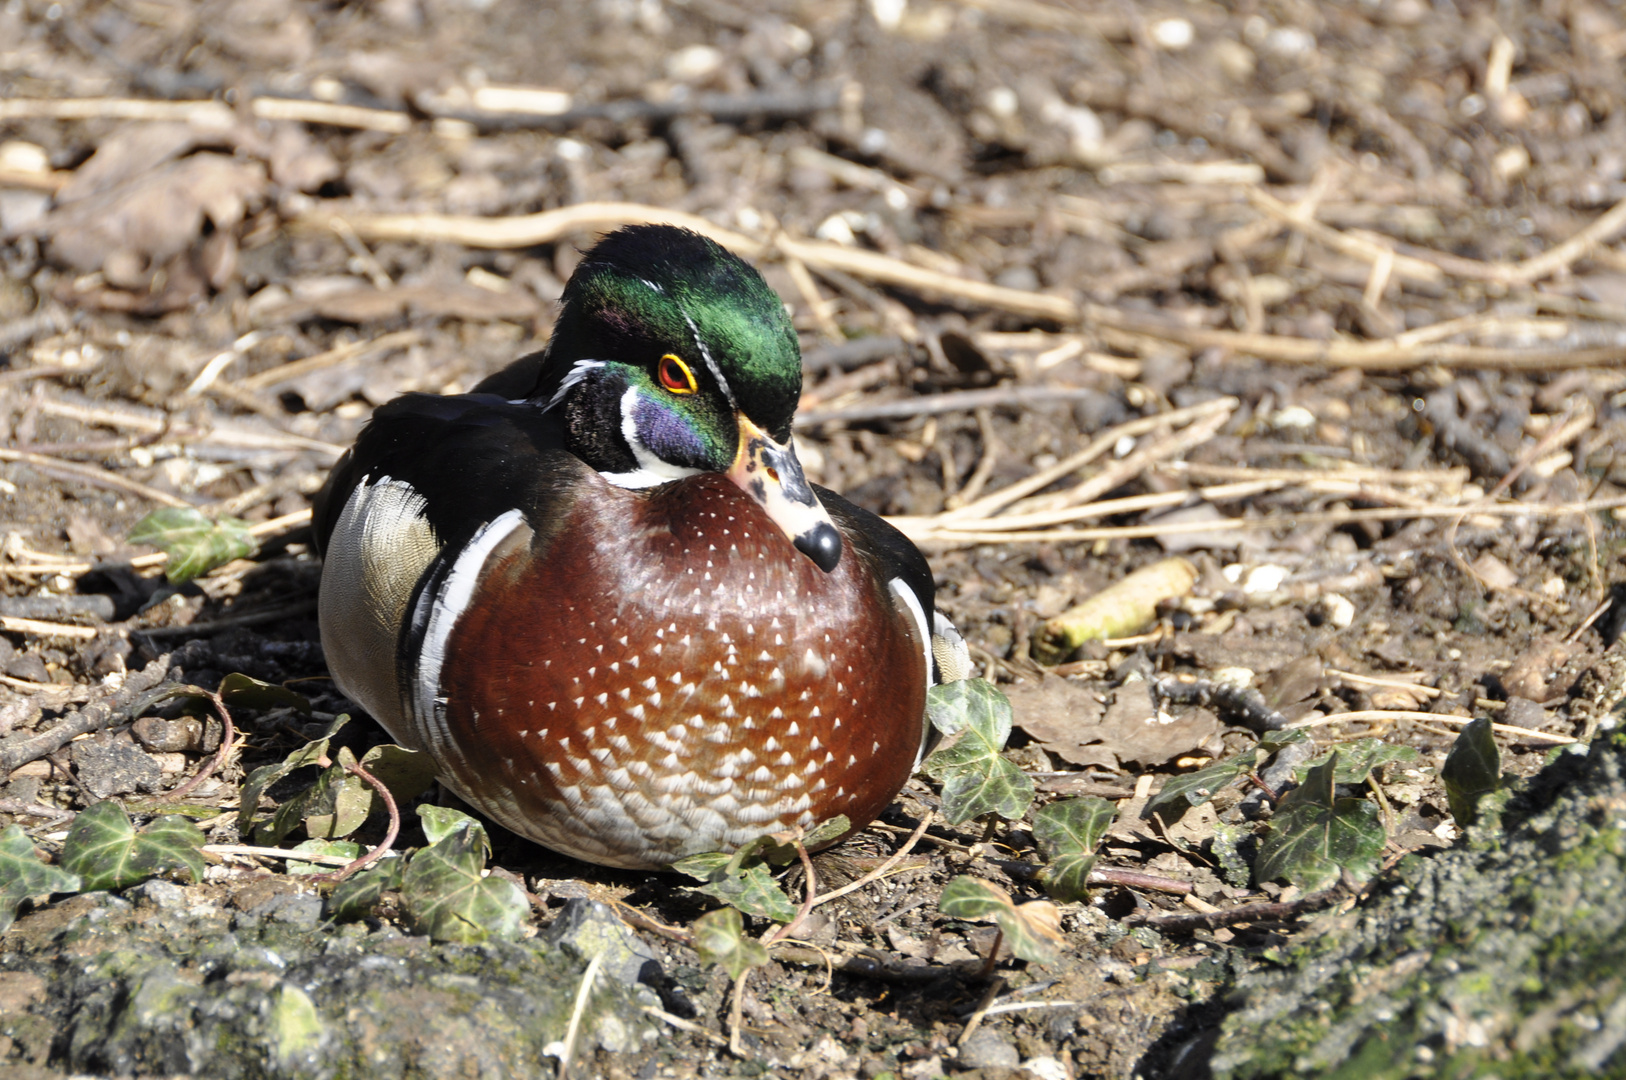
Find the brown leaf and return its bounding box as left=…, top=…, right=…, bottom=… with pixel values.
left=268, top=124, right=341, bottom=193
left=1097, top=683, right=1220, bottom=769
left=1005, top=676, right=1113, bottom=769
left=1008, top=675, right=1218, bottom=769
left=44, top=154, right=267, bottom=276
left=54, top=122, right=202, bottom=205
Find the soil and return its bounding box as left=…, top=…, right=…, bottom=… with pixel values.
left=4, top=1, right=1626, bottom=1078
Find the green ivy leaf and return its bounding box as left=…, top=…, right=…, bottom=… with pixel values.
left=401, top=825, right=527, bottom=944
left=329, top=857, right=405, bottom=921
left=1032, top=797, right=1117, bottom=902
left=218, top=672, right=311, bottom=714
left=692, top=907, right=769, bottom=979
left=1442, top=718, right=1501, bottom=826
left=672, top=852, right=798, bottom=923
left=0, top=826, right=82, bottom=932
left=417, top=805, right=486, bottom=851
left=1295, top=738, right=1419, bottom=785
left=1257, top=728, right=1310, bottom=753
left=921, top=679, right=1034, bottom=825
left=284, top=839, right=360, bottom=876
left=359, top=744, right=438, bottom=805
left=938, top=876, right=1063, bottom=966
left=1145, top=752, right=1260, bottom=820
left=129, top=507, right=258, bottom=584
left=1254, top=754, right=1385, bottom=892
left=797, top=814, right=852, bottom=849
left=59, top=802, right=206, bottom=891
left=238, top=716, right=349, bottom=836
left=295, top=748, right=374, bottom=841
left=926, top=677, right=1008, bottom=738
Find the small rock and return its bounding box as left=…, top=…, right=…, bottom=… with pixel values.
left=5, top=651, right=50, bottom=684
left=1501, top=696, right=1550, bottom=732
left=958, top=1027, right=1020, bottom=1070
left=247, top=892, right=324, bottom=931
left=133, top=714, right=207, bottom=753
left=1024, top=1056, right=1071, bottom=1080
left=544, top=898, right=662, bottom=987
left=133, top=880, right=189, bottom=911
left=70, top=738, right=162, bottom=798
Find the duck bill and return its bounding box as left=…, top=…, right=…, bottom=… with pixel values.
left=727, top=415, right=842, bottom=573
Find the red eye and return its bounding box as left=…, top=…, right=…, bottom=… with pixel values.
left=659, top=354, right=696, bottom=394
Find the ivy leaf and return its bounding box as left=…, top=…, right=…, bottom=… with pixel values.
left=926, top=677, right=1008, bottom=739
left=417, top=805, right=487, bottom=851
left=401, top=825, right=528, bottom=944
left=1257, top=728, right=1310, bottom=754
left=1145, top=751, right=1260, bottom=820
left=938, top=876, right=1063, bottom=966
left=359, top=744, right=438, bottom=805
left=238, top=715, right=348, bottom=836
left=284, top=839, right=360, bottom=876
left=295, top=748, right=375, bottom=840
left=1032, top=797, right=1117, bottom=902
left=0, top=826, right=82, bottom=932
left=1442, top=718, right=1501, bottom=826
left=921, top=679, right=1034, bottom=825
left=60, top=802, right=206, bottom=891
left=743, top=814, right=856, bottom=869
left=1255, top=754, right=1385, bottom=892
left=672, top=852, right=798, bottom=923
left=218, top=672, right=311, bottom=714
left=793, top=814, right=852, bottom=850
left=329, top=857, right=405, bottom=921
left=129, top=507, right=258, bottom=584
left=692, top=907, right=769, bottom=979
left=1296, top=738, right=1419, bottom=785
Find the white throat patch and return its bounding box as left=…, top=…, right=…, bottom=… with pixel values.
left=598, top=385, right=704, bottom=490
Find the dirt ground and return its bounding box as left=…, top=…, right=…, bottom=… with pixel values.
left=4, top=0, right=1626, bottom=1077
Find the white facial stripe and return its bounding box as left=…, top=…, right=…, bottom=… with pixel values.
left=889, top=577, right=936, bottom=766
left=680, top=309, right=736, bottom=409
left=413, top=510, right=527, bottom=760
left=602, top=384, right=703, bottom=490
left=545, top=358, right=606, bottom=411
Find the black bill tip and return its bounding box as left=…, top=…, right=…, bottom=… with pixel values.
left=795, top=522, right=842, bottom=573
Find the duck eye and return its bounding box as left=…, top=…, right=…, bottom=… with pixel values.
left=658, top=354, right=697, bottom=394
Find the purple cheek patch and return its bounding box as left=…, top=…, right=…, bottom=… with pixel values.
left=634, top=397, right=707, bottom=466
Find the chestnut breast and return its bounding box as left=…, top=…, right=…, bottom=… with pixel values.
left=433, top=473, right=928, bottom=868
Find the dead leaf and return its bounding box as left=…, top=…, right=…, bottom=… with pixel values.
left=1005, top=677, right=1113, bottom=769
left=54, top=123, right=203, bottom=205
left=268, top=124, right=341, bottom=193
left=1009, top=677, right=1220, bottom=770
left=44, top=154, right=267, bottom=277
left=1096, top=683, right=1221, bottom=769
left=1150, top=503, right=1244, bottom=552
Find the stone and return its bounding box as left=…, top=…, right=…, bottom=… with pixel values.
left=958, top=1027, right=1020, bottom=1070
left=70, top=738, right=162, bottom=798
left=543, top=898, right=662, bottom=988
left=132, top=880, right=189, bottom=911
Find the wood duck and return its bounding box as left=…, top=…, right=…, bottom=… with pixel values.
left=313, top=225, right=968, bottom=870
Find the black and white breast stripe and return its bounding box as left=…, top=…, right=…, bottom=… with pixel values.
left=401, top=509, right=529, bottom=765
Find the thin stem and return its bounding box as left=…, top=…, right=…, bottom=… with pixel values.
left=769, top=840, right=818, bottom=944
left=164, top=691, right=236, bottom=802
left=812, top=812, right=934, bottom=908
left=321, top=759, right=401, bottom=883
